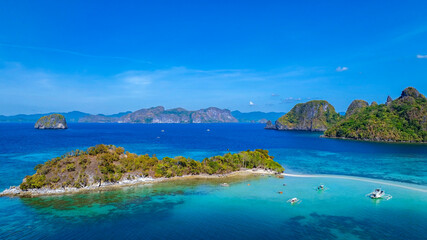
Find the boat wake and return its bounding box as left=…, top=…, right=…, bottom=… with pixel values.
left=283, top=173, right=427, bottom=193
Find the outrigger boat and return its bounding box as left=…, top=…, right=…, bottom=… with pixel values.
left=287, top=198, right=301, bottom=204
left=366, top=188, right=392, bottom=200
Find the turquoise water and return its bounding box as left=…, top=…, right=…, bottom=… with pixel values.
left=0, top=123, right=426, bottom=239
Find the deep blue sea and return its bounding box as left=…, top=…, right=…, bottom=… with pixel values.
left=0, top=123, right=426, bottom=239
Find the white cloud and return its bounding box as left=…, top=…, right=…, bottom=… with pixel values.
left=336, top=66, right=349, bottom=72
left=116, top=71, right=152, bottom=86
left=0, top=63, right=329, bottom=114
left=416, top=54, right=427, bottom=59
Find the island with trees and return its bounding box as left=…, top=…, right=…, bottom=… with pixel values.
left=265, top=87, right=426, bottom=143
left=324, top=87, right=427, bottom=142
left=1, top=144, right=284, bottom=197
left=34, top=114, right=68, bottom=129
left=265, top=100, right=342, bottom=131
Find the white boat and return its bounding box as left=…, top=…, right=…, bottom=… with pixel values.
left=220, top=183, right=229, bottom=187
left=287, top=197, right=301, bottom=204
left=207, top=129, right=210, bottom=132
left=367, top=188, right=392, bottom=200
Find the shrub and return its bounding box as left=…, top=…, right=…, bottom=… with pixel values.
left=66, top=163, right=76, bottom=172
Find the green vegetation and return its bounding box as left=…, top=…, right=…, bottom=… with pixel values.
left=345, top=100, right=369, bottom=116
left=34, top=114, right=68, bottom=129
left=19, top=144, right=284, bottom=191
left=276, top=100, right=342, bottom=131
left=325, top=87, right=427, bottom=142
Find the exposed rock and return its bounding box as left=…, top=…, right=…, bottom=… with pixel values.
left=264, top=120, right=276, bottom=129
left=399, top=87, right=425, bottom=100
left=274, top=100, right=341, bottom=131
left=191, top=107, right=238, bottom=123
left=34, top=114, right=68, bottom=129
left=386, top=96, right=393, bottom=105
left=109, top=106, right=238, bottom=124
left=345, top=100, right=369, bottom=116
left=325, top=87, right=427, bottom=143
left=258, top=118, right=268, bottom=124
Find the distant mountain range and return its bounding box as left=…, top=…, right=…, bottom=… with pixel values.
left=0, top=111, right=90, bottom=123
left=0, top=107, right=283, bottom=124
left=231, top=111, right=286, bottom=123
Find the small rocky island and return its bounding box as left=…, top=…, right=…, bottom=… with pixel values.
left=325, top=87, right=427, bottom=143
left=34, top=114, right=68, bottom=129
left=265, top=100, right=342, bottom=131
left=1, top=145, right=284, bottom=197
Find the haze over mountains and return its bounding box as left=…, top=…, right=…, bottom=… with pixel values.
left=0, top=107, right=285, bottom=124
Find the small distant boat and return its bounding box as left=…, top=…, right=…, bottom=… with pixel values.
left=317, top=185, right=325, bottom=191
left=287, top=198, right=301, bottom=204
left=206, top=129, right=210, bottom=132
left=367, top=188, right=392, bottom=200
left=161, top=130, right=165, bottom=132
left=220, top=183, right=229, bottom=187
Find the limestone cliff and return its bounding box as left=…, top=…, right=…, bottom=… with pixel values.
left=83, top=106, right=239, bottom=123
left=272, top=100, right=341, bottom=131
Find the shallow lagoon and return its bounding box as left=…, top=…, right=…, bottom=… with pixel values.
left=0, top=123, right=426, bottom=239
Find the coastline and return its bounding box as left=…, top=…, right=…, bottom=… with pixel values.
left=0, top=169, right=276, bottom=197
left=320, top=135, right=427, bottom=144
left=4, top=169, right=427, bottom=198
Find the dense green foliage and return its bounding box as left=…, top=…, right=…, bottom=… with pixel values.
left=325, top=87, right=427, bottom=142
left=276, top=100, right=342, bottom=131
left=20, top=144, right=284, bottom=190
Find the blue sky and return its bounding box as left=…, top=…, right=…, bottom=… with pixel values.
left=0, top=0, right=426, bottom=115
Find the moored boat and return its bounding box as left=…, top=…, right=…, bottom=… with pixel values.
left=367, top=188, right=392, bottom=200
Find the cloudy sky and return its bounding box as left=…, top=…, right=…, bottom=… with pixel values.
left=0, top=1, right=426, bottom=115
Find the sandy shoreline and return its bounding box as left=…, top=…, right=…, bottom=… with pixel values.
left=283, top=173, right=427, bottom=193
left=0, top=169, right=276, bottom=197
